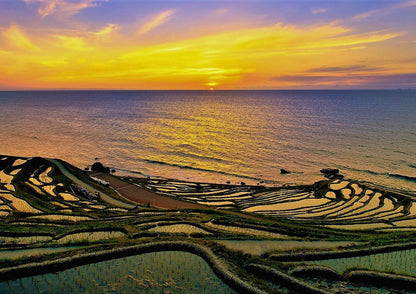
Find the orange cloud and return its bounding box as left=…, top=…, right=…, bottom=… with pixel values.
left=0, top=18, right=409, bottom=89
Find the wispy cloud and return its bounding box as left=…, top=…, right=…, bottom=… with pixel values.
left=0, top=49, right=11, bottom=55
left=120, top=22, right=401, bottom=88
left=352, top=10, right=377, bottom=21
left=23, top=0, right=106, bottom=17
left=2, top=24, right=40, bottom=51
left=397, top=0, right=416, bottom=8
left=352, top=0, right=416, bottom=20
left=0, top=8, right=409, bottom=89
left=214, top=8, right=229, bottom=16
left=308, top=65, right=383, bottom=73
left=53, top=35, right=90, bottom=51
left=95, top=23, right=120, bottom=37
left=273, top=73, right=416, bottom=88
left=312, top=8, right=327, bottom=15
left=138, top=9, right=176, bottom=35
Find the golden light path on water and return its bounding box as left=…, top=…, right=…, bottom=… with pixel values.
left=0, top=90, right=415, bottom=192
left=125, top=93, right=297, bottom=184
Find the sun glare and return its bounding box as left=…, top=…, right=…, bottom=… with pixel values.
left=0, top=1, right=415, bottom=90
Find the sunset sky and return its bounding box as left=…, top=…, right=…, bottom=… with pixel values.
left=0, top=0, right=415, bottom=90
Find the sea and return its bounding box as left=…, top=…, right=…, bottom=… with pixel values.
left=0, top=90, right=415, bottom=193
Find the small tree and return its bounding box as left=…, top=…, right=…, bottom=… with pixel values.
left=91, top=162, right=110, bottom=173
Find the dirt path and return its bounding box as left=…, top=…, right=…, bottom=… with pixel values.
left=49, top=159, right=135, bottom=209
left=93, top=173, right=207, bottom=209
left=93, top=173, right=276, bottom=223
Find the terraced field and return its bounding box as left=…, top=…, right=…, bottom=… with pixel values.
left=0, top=155, right=305, bottom=247
left=1, top=251, right=237, bottom=294
left=139, top=177, right=416, bottom=231
left=2, top=155, right=416, bottom=293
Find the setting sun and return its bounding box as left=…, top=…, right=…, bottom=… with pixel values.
left=1, top=2, right=416, bottom=292
left=0, top=0, right=415, bottom=90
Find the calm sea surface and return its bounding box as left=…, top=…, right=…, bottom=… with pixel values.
left=0, top=90, right=415, bottom=193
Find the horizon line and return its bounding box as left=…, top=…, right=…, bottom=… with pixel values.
left=1, top=88, right=415, bottom=92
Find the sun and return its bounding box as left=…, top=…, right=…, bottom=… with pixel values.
left=206, top=82, right=218, bottom=91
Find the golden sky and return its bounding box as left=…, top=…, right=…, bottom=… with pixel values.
left=1, top=0, right=416, bottom=90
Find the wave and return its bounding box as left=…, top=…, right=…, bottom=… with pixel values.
left=344, top=167, right=416, bottom=183
left=172, top=151, right=227, bottom=164
left=113, top=168, right=147, bottom=177
left=388, top=173, right=416, bottom=183
left=409, top=164, right=416, bottom=170
left=360, top=169, right=380, bottom=176
left=140, top=158, right=265, bottom=182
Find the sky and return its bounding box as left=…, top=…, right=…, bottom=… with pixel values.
left=0, top=0, right=415, bottom=90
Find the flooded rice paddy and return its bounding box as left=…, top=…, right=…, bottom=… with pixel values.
left=309, top=248, right=416, bottom=276
left=0, top=251, right=236, bottom=293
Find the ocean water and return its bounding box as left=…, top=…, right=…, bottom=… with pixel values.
left=0, top=90, right=415, bottom=193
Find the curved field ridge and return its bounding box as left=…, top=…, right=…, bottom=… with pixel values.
left=0, top=242, right=267, bottom=294
left=289, top=265, right=342, bottom=280
left=217, top=240, right=357, bottom=255
left=1, top=251, right=237, bottom=293
left=346, top=270, right=416, bottom=291
left=1, top=157, right=138, bottom=219
left=138, top=177, right=416, bottom=231
left=205, top=221, right=289, bottom=239
left=308, top=248, right=416, bottom=278
left=143, top=179, right=314, bottom=211
left=248, top=179, right=416, bottom=231
left=269, top=242, right=416, bottom=262
left=289, top=266, right=416, bottom=292
left=247, top=263, right=331, bottom=294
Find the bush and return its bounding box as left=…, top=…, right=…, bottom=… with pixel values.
left=91, top=162, right=110, bottom=173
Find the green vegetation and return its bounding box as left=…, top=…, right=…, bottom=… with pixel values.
left=2, top=155, right=416, bottom=293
